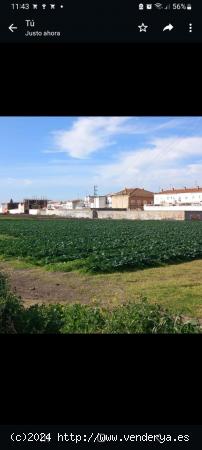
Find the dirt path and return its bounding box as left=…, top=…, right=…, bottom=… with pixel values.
left=0, top=261, right=126, bottom=307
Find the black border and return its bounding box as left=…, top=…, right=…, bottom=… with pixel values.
left=1, top=333, right=201, bottom=424
left=1, top=38, right=202, bottom=427
left=0, top=42, right=201, bottom=115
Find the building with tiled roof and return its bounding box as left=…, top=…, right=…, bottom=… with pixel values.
left=112, top=187, right=154, bottom=209
left=154, top=187, right=202, bottom=206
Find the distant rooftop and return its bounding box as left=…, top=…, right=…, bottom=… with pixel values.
left=158, top=187, right=202, bottom=194
left=113, top=188, right=154, bottom=196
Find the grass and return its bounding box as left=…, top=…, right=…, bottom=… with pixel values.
left=0, top=255, right=39, bottom=270
left=0, top=257, right=202, bottom=318
left=0, top=234, right=17, bottom=240
left=106, top=260, right=202, bottom=318
left=0, top=254, right=88, bottom=272
left=0, top=276, right=201, bottom=333
left=45, top=258, right=88, bottom=272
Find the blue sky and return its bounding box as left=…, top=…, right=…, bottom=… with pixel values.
left=0, top=116, right=202, bottom=201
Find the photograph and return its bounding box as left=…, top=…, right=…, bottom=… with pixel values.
left=0, top=115, right=202, bottom=334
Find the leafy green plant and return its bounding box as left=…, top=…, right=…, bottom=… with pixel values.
left=23, top=304, right=65, bottom=334
left=0, top=291, right=25, bottom=334
left=1, top=218, right=202, bottom=273
left=103, top=298, right=200, bottom=334
left=61, top=304, right=105, bottom=333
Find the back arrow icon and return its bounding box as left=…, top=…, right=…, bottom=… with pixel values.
left=163, top=24, right=174, bottom=31
left=9, top=24, right=18, bottom=32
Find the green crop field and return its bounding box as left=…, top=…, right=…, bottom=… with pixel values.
left=1, top=218, right=202, bottom=273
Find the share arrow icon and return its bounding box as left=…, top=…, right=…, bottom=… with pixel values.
left=163, top=24, right=174, bottom=31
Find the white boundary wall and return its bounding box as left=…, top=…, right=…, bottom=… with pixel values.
left=29, top=209, right=39, bottom=215
left=39, top=208, right=93, bottom=218
left=144, top=205, right=202, bottom=211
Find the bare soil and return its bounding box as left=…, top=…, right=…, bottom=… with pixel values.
left=0, top=261, right=125, bottom=308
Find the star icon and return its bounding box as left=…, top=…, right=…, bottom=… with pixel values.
left=138, top=23, right=148, bottom=32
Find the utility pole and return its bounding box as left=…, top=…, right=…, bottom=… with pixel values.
left=94, top=185, right=98, bottom=196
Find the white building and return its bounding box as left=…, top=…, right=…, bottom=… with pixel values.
left=154, top=187, right=202, bottom=206
left=106, top=194, right=113, bottom=208
left=84, top=195, right=95, bottom=208
left=0, top=202, right=24, bottom=214
left=70, top=199, right=85, bottom=209
left=84, top=194, right=114, bottom=209
left=93, top=196, right=107, bottom=208
left=47, top=200, right=62, bottom=210
left=63, top=201, right=74, bottom=209
left=9, top=203, right=25, bottom=214
left=47, top=200, right=85, bottom=210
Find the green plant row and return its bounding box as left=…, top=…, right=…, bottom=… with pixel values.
left=1, top=218, right=202, bottom=273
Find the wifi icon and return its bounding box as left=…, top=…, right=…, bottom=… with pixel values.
left=154, top=3, right=163, bottom=9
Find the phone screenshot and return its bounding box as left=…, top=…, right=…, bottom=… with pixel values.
left=0, top=0, right=201, bottom=42
left=0, top=0, right=201, bottom=445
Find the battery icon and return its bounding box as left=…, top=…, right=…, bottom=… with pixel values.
left=187, top=4, right=192, bottom=9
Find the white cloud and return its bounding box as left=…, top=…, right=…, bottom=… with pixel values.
left=52, top=117, right=133, bottom=159
left=2, top=119, right=202, bottom=202
left=48, top=116, right=199, bottom=160
left=95, top=136, right=202, bottom=191
left=0, top=178, right=33, bottom=187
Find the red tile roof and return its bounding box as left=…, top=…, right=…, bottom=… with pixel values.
left=113, top=188, right=154, bottom=196
left=157, top=187, right=202, bottom=194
